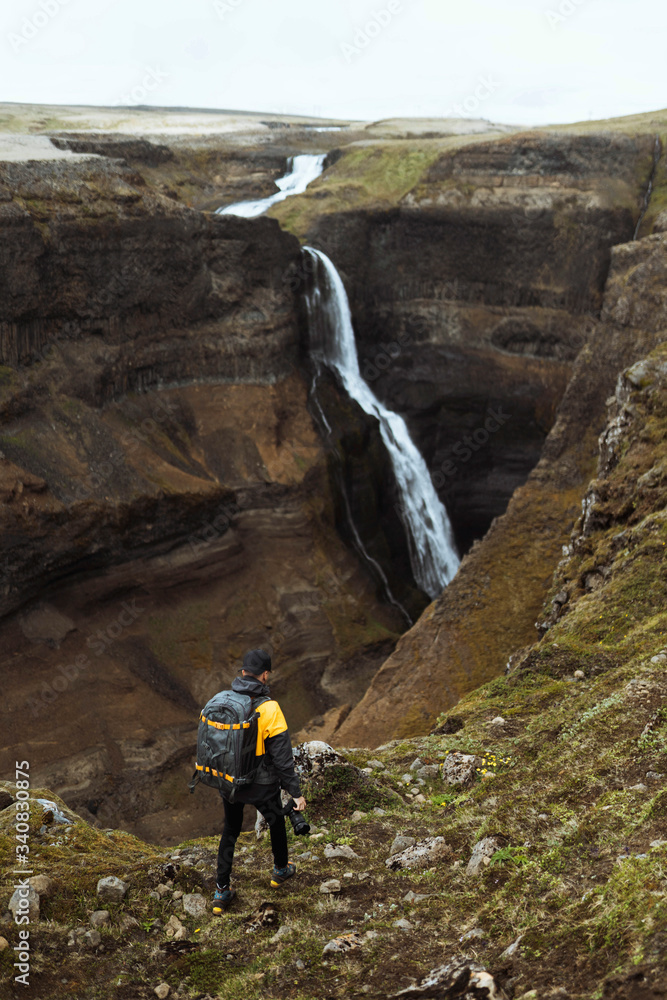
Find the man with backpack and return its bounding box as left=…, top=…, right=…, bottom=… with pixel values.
left=195, top=648, right=306, bottom=914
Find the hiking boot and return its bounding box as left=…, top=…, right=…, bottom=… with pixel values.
left=212, top=886, right=236, bottom=915
left=270, top=862, right=296, bottom=887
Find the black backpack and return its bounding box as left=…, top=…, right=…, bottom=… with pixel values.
left=188, top=689, right=269, bottom=799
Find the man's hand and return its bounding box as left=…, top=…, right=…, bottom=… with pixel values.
left=293, top=796, right=306, bottom=812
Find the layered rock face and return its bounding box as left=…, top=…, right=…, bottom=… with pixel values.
left=285, top=131, right=658, bottom=551
left=337, top=227, right=667, bottom=746
left=0, top=157, right=403, bottom=842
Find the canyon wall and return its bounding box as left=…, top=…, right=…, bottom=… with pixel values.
left=0, top=155, right=404, bottom=842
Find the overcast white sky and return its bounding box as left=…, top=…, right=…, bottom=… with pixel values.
left=1, top=0, right=665, bottom=126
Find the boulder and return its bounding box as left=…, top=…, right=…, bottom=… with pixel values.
left=466, top=837, right=505, bottom=876
left=386, top=837, right=450, bottom=870
left=96, top=876, right=129, bottom=903
left=442, top=752, right=483, bottom=788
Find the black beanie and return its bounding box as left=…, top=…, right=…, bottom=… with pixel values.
left=242, top=649, right=272, bottom=675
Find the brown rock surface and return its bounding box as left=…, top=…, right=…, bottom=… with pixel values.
left=0, top=156, right=404, bottom=842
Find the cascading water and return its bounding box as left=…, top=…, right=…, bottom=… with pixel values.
left=303, top=247, right=460, bottom=600
left=216, top=153, right=326, bottom=218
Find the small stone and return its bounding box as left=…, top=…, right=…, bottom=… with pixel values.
left=386, top=836, right=449, bottom=870
left=489, top=716, right=506, bottom=725
left=401, top=773, right=412, bottom=783
left=148, top=891, right=160, bottom=901
left=373, top=807, right=386, bottom=816
left=296, top=851, right=313, bottom=860
left=646, top=771, right=665, bottom=781
left=295, top=959, right=305, bottom=970
left=270, top=924, right=292, bottom=943
left=500, top=934, right=524, bottom=959
left=461, top=927, right=486, bottom=942
left=409, top=758, right=423, bottom=771
left=320, top=879, right=341, bottom=894
left=182, top=893, right=207, bottom=918
left=310, top=833, right=324, bottom=841
left=9, top=886, right=39, bottom=922
left=410, top=786, right=420, bottom=795
left=324, top=843, right=360, bottom=860
left=0, top=937, right=9, bottom=951
left=538, top=813, right=549, bottom=821
left=90, top=910, right=110, bottom=928
left=367, top=759, right=385, bottom=770
left=96, top=876, right=129, bottom=903
left=403, top=890, right=431, bottom=903
left=393, top=918, right=413, bottom=931
left=466, top=837, right=504, bottom=876
left=650, top=653, right=667, bottom=664
left=29, top=875, right=54, bottom=897
left=442, top=752, right=484, bottom=789
left=343, top=871, right=353, bottom=878
left=119, top=914, right=140, bottom=932
left=172, top=890, right=183, bottom=900
left=83, top=929, right=101, bottom=947
left=650, top=839, right=667, bottom=848
left=164, top=915, right=186, bottom=941
left=351, top=811, right=367, bottom=822
left=154, top=985, right=170, bottom=999
left=357, top=871, right=371, bottom=881
left=630, top=783, right=648, bottom=792
left=323, top=931, right=363, bottom=953
left=360, top=768, right=373, bottom=775
left=390, top=835, right=416, bottom=855
left=155, top=883, right=171, bottom=897
left=414, top=794, right=426, bottom=803
left=573, top=670, right=585, bottom=680
left=417, top=765, right=439, bottom=779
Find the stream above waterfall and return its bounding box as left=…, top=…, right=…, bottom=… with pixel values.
left=216, top=153, right=326, bottom=218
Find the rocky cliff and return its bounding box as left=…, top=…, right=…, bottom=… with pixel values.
left=0, top=155, right=404, bottom=843
left=338, top=219, right=667, bottom=747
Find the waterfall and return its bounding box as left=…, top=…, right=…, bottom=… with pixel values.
left=303, top=247, right=460, bottom=599
left=216, top=154, right=326, bottom=218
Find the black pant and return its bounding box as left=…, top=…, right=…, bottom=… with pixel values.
left=217, top=789, right=288, bottom=888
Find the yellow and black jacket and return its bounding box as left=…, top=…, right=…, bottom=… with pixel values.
left=218, top=675, right=301, bottom=803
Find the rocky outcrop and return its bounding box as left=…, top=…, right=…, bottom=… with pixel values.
left=337, top=229, right=667, bottom=746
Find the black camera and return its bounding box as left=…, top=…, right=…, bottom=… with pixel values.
left=282, top=799, right=310, bottom=836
